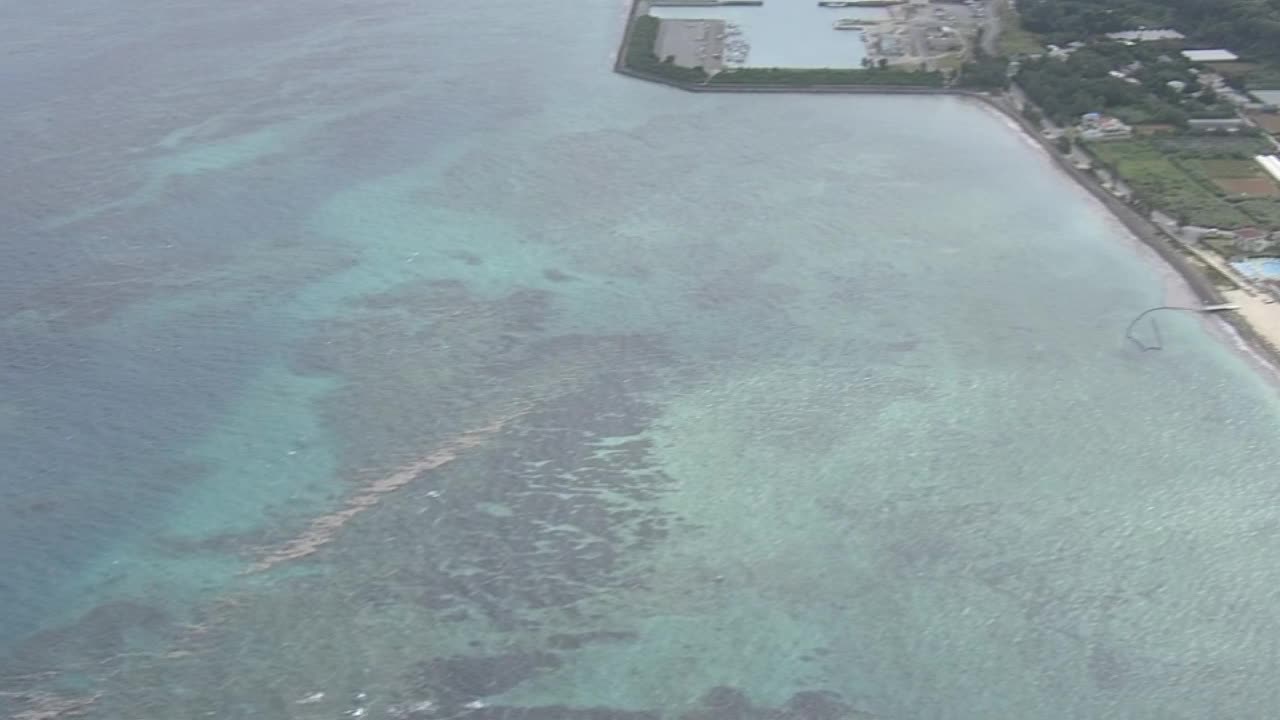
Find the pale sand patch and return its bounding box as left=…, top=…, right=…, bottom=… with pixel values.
left=1179, top=241, right=1280, bottom=357
left=1223, top=287, right=1280, bottom=355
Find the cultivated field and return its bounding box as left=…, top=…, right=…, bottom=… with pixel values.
left=1088, top=137, right=1280, bottom=228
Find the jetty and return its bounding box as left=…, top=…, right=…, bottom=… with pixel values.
left=1125, top=303, right=1241, bottom=351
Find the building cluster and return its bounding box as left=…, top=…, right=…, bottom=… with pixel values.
left=1077, top=112, right=1133, bottom=141
left=1046, top=36, right=1279, bottom=125
left=1201, top=226, right=1280, bottom=253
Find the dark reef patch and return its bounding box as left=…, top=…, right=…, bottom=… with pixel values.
left=288, top=280, right=562, bottom=474
left=450, top=251, right=485, bottom=266
left=682, top=687, right=878, bottom=720
left=416, top=652, right=562, bottom=703
left=382, top=687, right=872, bottom=720
left=465, top=706, right=660, bottom=720
left=545, top=631, right=638, bottom=650
left=331, top=339, right=682, bottom=629
left=4, top=601, right=173, bottom=673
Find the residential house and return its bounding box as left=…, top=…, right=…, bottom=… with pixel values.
left=1188, top=117, right=1248, bottom=133
left=1234, top=227, right=1275, bottom=254
left=1078, top=113, right=1133, bottom=141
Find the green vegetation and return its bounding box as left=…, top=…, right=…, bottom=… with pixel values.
left=1149, top=134, right=1273, bottom=157
left=1089, top=140, right=1251, bottom=227
left=1237, top=198, right=1280, bottom=225
left=1214, top=63, right=1280, bottom=91
left=1018, top=0, right=1173, bottom=40
left=1197, top=158, right=1268, bottom=176
left=1087, top=137, right=1280, bottom=229
left=1016, top=41, right=1239, bottom=125
left=956, top=45, right=1011, bottom=89
left=621, top=15, right=944, bottom=87
left=1017, top=0, right=1280, bottom=65
left=996, top=0, right=1280, bottom=249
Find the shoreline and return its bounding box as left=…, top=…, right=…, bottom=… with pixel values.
left=968, top=98, right=1280, bottom=382
left=611, top=6, right=1280, bottom=375
left=958, top=94, right=1280, bottom=379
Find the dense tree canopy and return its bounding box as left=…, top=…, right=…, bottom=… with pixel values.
left=1017, top=0, right=1280, bottom=61
left=1015, top=40, right=1238, bottom=124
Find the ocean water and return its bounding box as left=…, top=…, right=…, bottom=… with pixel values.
left=4, top=1, right=1280, bottom=719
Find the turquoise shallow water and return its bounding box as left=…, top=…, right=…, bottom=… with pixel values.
left=4, top=1, right=1280, bottom=719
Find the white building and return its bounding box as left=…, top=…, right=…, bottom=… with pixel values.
left=1182, top=49, right=1239, bottom=63
left=1107, top=29, right=1185, bottom=42
left=1256, top=155, right=1280, bottom=183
